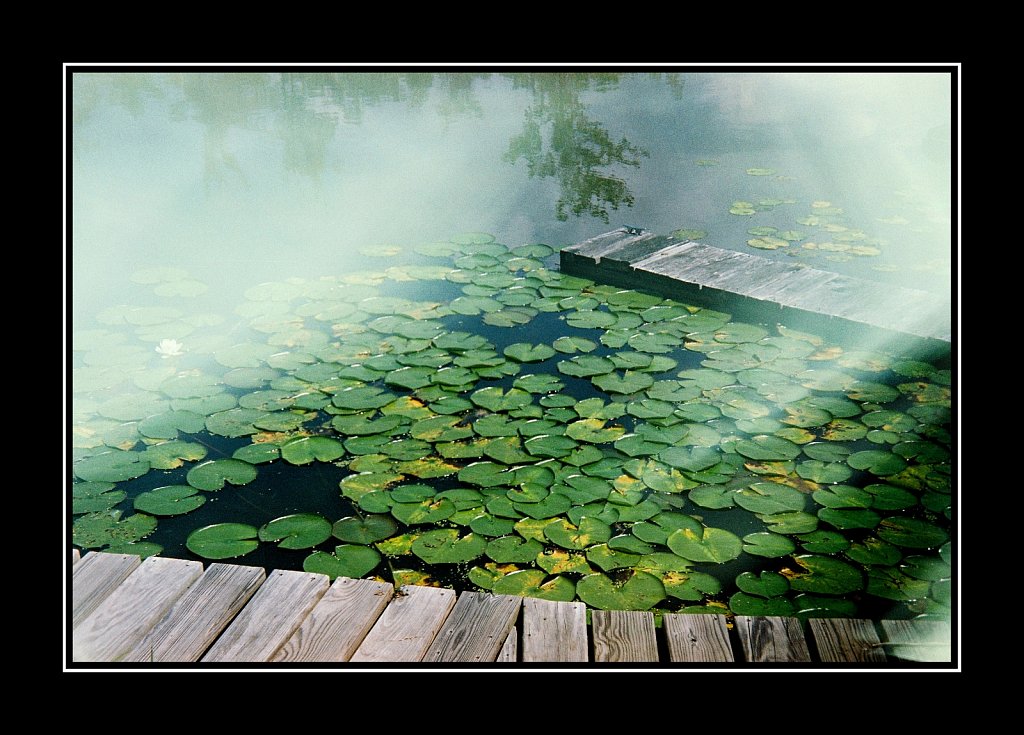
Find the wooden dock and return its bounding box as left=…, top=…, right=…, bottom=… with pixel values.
left=68, top=551, right=953, bottom=666
left=560, top=229, right=951, bottom=358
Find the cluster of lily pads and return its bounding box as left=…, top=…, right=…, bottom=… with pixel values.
left=71, top=232, right=952, bottom=619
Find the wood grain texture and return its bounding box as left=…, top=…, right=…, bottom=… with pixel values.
left=663, top=613, right=734, bottom=662
left=72, top=552, right=141, bottom=628
left=201, top=569, right=329, bottom=663
left=521, top=598, right=588, bottom=662
left=72, top=548, right=80, bottom=565
left=122, top=564, right=266, bottom=662
left=73, top=556, right=203, bottom=662
left=880, top=620, right=952, bottom=663
left=735, top=616, right=811, bottom=662
left=497, top=627, right=517, bottom=662
left=592, top=610, right=659, bottom=662
left=810, top=618, right=886, bottom=663
left=351, top=585, right=457, bottom=662
left=272, top=577, right=394, bottom=662
left=423, top=591, right=521, bottom=663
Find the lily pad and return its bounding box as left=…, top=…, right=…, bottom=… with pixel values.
left=667, top=526, right=742, bottom=563
left=74, top=451, right=150, bottom=483
left=486, top=536, right=545, bottom=563
left=787, top=555, right=863, bottom=594
left=552, top=336, right=598, bottom=353
left=688, top=484, right=737, bottom=509
left=736, top=570, right=790, bottom=598
left=205, top=408, right=265, bottom=438
left=411, top=529, right=487, bottom=563
left=72, top=483, right=126, bottom=514
left=847, top=450, right=908, bottom=476
left=304, top=545, right=382, bottom=579
left=73, top=511, right=157, bottom=549
left=592, top=371, right=655, bottom=394
left=186, top=459, right=258, bottom=491
left=492, top=570, right=576, bottom=602
left=735, top=435, right=802, bottom=461
left=280, top=436, right=345, bottom=465
left=576, top=571, right=666, bottom=611
left=536, top=549, right=593, bottom=575
left=332, top=514, right=398, bottom=545
left=391, top=498, right=456, bottom=525
left=734, top=482, right=806, bottom=515
left=796, top=460, right=853, bottom=484
left=876, top=517, right=949, bottom=549
left=729, top=593, right=794, bottom=616
left=865, top=566, right=932, bottom=602
left=543, top=517, right=611, bottom=550
left=761, top=511, right=819, bottom=535
left=524, top=434, right=578, bottom=458
left=742, top=532, right=796, bottom=558
left=133, top=485, right=206, bottom=516
left=818, top=507, right=881, bottom=530
left=258, top=514, right=333, bottom=550
left=797, top=530, right=850, bottom=553
left=332, top=386, right=395, bottom=411
left=186, top=523, right=259, bottom=560
left=504, top=343, right=556, bottom=362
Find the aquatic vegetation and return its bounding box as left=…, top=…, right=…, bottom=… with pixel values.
left=70, top=232, right=953, bottom=621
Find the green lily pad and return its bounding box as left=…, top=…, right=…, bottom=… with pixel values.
left=736, top=571, right=790, bottom=597
left=557, top=355, right=615, bottom=377
left=144, top=440, right=208, bottom=470
left=543, top=517, right=611, bottom=550
left=186, top=459, right=257, bottom=491
left=735, top=435, right=802, bottom=461
left=486, top=536, right=545, bottom=563
left=332, top=386, right=395, bottom=410
left=818, top=507, right=881, bottom=530
left=802, top=443, right=852, bottom=462
left=845, top=537, right=903, bottom=566
left=74, top=451, right=151, bottom=482
left=797, top=460, right=853, bottom=484
left=205, top=408, right=265, bottom=438
left=73, top=511, right=157, bottom=549
left=633, top=552, right=694, bottom=574
left=787, top=555, right=863, bottom=594
left=411, top=529, right=487, bottom=564
left=72, top=483, right=127, bottom=514
left=492, top=570, right=576, bottom=602
left=552, top=336, right=598, bottom=353
left=813, top=485, right=873, bottom=508
left=536, top=549, right=593, bottom=575
left=742, top=532, right=796, bottom=558
left=332, top=515, right=398, bottom=545
left=504, top=343, right=556, bottom=362
left=865, top=567, right=932, bottom=601
left=592, top=371, right=655, bottom=394
left=258, top=514, right=333, bottom=550
left=877, top=517, right=949, bottom=549
left=458, top=461, right=512, bottom=487
left=901, top=555, right=950, bottom=582
left=469, top=513, right=516, bottom=537
left=688, top=485, right=737, bottom=509
left=729, top=593, right=795, bottom=616
left=792, top=594, right=858, bottom=620
left=280, top=436, right=345, bottom=465
left=138, top=410, right=206, bottom=440
left=133, top=485, right=206, bottom=516
left=848, top=450, right=908, bottom=476
left=470, top=387, right=532, bottom=413
left=761, top=511, right=819, bottom=535
left=797, top=530, right=850, bottom=553
left=667, top=526, right=742, bottom=563
left=304, top=545, right=382, bottom=580
left=576, top=570, right=666, bottom=611
left=821, top=419, right=869, bottom=442
left=391, top=498, right=456, bottom=525
left=104, top=541, right=163, bottom=559
left=564, top=418, right=625, bottom=443
left=608, top=534, right=656, bottom=555
left=186, top=523, right=259, bottom=560
left=734, top=482, right=806, bottom=515
left=524, top=434, right=579, bottom=458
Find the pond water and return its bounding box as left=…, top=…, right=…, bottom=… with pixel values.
left=69, top=69, right=955, bottom=632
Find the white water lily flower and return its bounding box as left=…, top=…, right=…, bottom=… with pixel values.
left=155, top=338, right=185, bottom=358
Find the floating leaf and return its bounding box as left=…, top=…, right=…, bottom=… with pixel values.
left=787, top=555, right=863, bottom=594
left=736, top=571, right=790, bottom=598
left=74, top=511, right=157, bottom=549
left=74, top=451, right=150, bottom=482
left=258, top=514, right=333, bottom=550
left=688, top=484, right=737, bottom=509
left=734, top=482, right=806, bottom=515
left=557, top=355, right=616, bottom=377
left=818, top=507, right=881, bottom=530
left=186, top=459, right=257, bottom=491
left=537, top=549, right=593, bottom=575
left=544, top=517, right=611, bottom=550
left=72, top=483, right=126, bottom=514
left=524, top=434, right=579, bottom=459
left=667, top=526, right=742, bottom=563
left=592, top=371, right=656, bottom=394
left=797, top=530, right=850, bottom=554
left=133, top=485, right=206, bottom=516
left=735, top=435, right=802, bottom=461
left=846, top=537, right=903, bottom=566
left=729, top=593, right=794, bottom=616
left=186, top=523, right=259, bottom=560
left=486, top=536, right=545, bottom=564
left=205, top=408, right=265, bottom=438
left=576, top=571, right=666, bottom=611
left=332, top=515, right=398, bottom=545
left=742, top=532, right=796, bottom=558
left=492, top=570, right=575, bottom=601
left=411, top=529, right=487, bottom=563
left=876, top=517, right=949, bottom=549
left=304, top=545, right=381, bottom=579
left=280, top=436, right=345, bottom=465
left=813, top=485, right=872, bottom=508
left=391, top=498, right=456, bottom=525
left=865, top=567, right=931, bottom=601
left=848, top=450, right=908, bottom=476
left=553, top=336, right=598, bottom=353
left=504, top=343, right=556, bottom=363
left=761, top=511, right=819, bottom=535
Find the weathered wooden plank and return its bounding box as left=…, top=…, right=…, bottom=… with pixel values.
left=521, top=598, right=588, bottom=662
left=663, top=613, right=734, bottom=662
left=879, top=620, right=952, bottom=663
left=201, top=569, right=329, bottom=663
left=735, top=616, right=811, bottom=662
left=272, top=577, right=394, bottom=663
left=423, top=592, right=522, bottom=663
left=592, top=610, right=659, bottom=662
left=122, top=564, right=266, bottom=662
left=72, top=548, right=80, bottom=565
left=631, top=241, right=703, bottom=270
left=351, top=585, right=457, bottom=662
left=809, top=618, right=886, bottom=663
left=73, top=557, right=203, bottom=662
left=71, top=552, right=142, bottom=628
left=497, top=627, right=518, bottom=662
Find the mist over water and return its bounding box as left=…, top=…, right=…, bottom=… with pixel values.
left=71, top=70, right=953, bottom=327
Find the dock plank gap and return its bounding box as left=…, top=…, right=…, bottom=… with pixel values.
left=560, top=229, right=951, bottom=359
